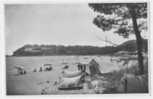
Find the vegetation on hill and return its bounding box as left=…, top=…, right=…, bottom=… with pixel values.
left=12, top=39, right=147, bottom=56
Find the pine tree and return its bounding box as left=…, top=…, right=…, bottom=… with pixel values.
left=89, top=3, right=147, bottom=74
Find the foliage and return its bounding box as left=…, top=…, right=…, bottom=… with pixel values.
left=89, top=3, right=147, bottom=38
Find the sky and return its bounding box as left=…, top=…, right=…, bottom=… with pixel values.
left=5, top=4, right=138, bottom=55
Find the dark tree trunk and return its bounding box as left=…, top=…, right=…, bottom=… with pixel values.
left=128, top=5, right=144, bottom=74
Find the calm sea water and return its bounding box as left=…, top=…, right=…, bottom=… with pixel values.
left=6, top=56, right=121, bottom=95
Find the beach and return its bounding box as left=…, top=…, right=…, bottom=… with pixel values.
left=6, top=55, right=123, bottom=95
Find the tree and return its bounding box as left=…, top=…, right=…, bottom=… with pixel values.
left=89, top=3, right=147, bottom=74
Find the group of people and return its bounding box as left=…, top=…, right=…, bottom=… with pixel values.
left=57, top=59, right=102, bottom=91
left=14, top=64, right=53, bottom=75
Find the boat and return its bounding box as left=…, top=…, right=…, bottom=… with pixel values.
left=58, top=73, right=84, bottom=90
left=62, top=70, right=82, bottom=78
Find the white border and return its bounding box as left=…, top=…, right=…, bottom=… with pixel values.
left=1, top=0, right=151, bottom=4
left=0, top=0, right=152, bottom=99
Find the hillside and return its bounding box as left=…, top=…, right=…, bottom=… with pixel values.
left=12, top=39, right=148, bottom=56
left=116, top=39, right=148, bottom=52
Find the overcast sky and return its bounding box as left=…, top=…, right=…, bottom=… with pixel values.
left=5, top=4, right=137, bottom=55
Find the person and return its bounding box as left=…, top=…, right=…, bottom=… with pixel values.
left=77, top=63, right=82, bottom=71
left=89, top=59, right=101, bottom=75
left=15, top=66, right=26, bottom=75
left=63, top=65, right=69, bottom=69
left=77, top=63, right=86, bottom=72
left=39, top=67, right=43, bottom=72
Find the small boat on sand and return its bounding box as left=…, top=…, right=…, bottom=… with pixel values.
left=58, top=71, right=84, bottom=90
left=62, top=70, right=82, bottom=78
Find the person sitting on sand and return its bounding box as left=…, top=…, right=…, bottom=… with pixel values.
left=14, top=66, right=26, bottom=75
